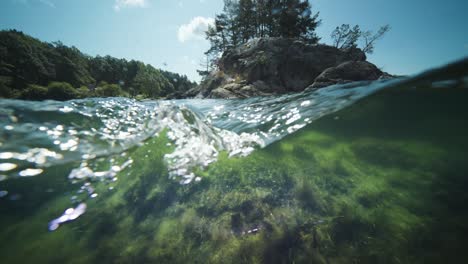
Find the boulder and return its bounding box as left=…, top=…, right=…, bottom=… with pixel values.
left=310, top=61, right=383, bottom=88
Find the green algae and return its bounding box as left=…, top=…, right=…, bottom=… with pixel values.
left=0, top=86, right=467, bottom=263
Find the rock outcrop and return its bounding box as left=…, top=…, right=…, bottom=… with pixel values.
left=184, top=37, right=389, bottom=99
left=309, top=61, right=383, bottom=88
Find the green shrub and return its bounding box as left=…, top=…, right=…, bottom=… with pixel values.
left=46, top=82, right=78, bottom=101
left=95, top=84, right=126, bottom=97
left=0, top=76, right=18, bottom=98
left=20, top=84, right=48, bottom=100
left=76, top=86, right=91, bottom=98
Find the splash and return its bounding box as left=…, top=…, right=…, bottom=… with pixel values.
left=0, top=79, right=398, bottom=185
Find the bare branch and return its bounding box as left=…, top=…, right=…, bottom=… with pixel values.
left=362, top=25, right=391, bottom=54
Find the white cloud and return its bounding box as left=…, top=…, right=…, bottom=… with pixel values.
left=178, top=16, right=214, bottom=43
left=114, top=0, right=148, bottom=11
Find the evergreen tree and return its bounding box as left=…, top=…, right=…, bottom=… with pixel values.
left=205, top=0, right=322, bottom=52
left=205, top=18, right=226, bottom=60
left=237, top=0, right=256, bottom=42
left=296, top=0, right=321, bottom=42
left=223, top=0, right=241, bottom=47
left=201, top=0, right=321, bottom=77
left=277, top=0, right=320, bottom=41
left=255, top=0, right=268, bottom=37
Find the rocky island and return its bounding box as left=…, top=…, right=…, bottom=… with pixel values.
left=173, top=0, right=392, bottom=100
left=181, top=37, right=390, bottom=99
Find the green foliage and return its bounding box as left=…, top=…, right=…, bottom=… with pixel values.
left=76, top=86, right=91, bottom=98
left=46, top=82, right=79, bottom=100
left=20, top=84, right=48, bottom=100
left=276, top=0, right=321, bottom=42
left=53, top=41, right=95, bottom=86
left=95, top=83, right=126, bottom=97
left=0, top=30, right=56, bottom=87
left=0, top=30, right=197, bottom=100
left=131, top=63, right=172, bottom=98
left=238, top=0, right=256, bottom=42
left=160, top=70, right=197, bottom=93
left=20, top=82, right=90, bottom=101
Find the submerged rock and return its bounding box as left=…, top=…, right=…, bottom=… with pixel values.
left=192, top=37, right=389, bottom=99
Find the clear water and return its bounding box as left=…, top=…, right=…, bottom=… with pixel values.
left=0, top=63, right=467, bottom=263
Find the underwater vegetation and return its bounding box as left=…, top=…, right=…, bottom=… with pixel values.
left=0, top=80, right=468, bottom=263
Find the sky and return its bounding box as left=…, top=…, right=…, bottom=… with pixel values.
left=0, top=0, right=467, bottom=82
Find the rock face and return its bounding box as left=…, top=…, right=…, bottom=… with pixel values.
left=309, top=61, right=383, bottom=88
left=187, top=37, right=388, bottom=99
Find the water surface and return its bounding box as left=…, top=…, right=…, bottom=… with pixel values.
left=0, top=61, right=467, bottom=263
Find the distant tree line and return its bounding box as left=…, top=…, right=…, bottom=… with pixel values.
left=200, top=0, right=321, bottom=75
left=0, top=30, right=196, bottom=100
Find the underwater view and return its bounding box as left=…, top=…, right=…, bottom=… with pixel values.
left=1, top=0, right=468, bottom=263
left=1, top=60, right=467, bottom=263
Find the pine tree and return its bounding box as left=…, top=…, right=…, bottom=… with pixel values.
left=223, top=0, right=240, bottom=47
left=256, top=0, right=267, bottom=37
left=201, top=0, right=321, bottom=77
left=296, top=0, right=321, bottom=42
left=237, top=0, right=256, bottom=42
left=276, top=0, right=320, bottom=42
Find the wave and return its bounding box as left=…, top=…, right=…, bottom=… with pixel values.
left=0, top=79, right=400, bottom=184
left=0, top=58, right=466, bottom=185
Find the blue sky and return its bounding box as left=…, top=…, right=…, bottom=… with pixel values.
left=0, top=0, right=467, bottom=82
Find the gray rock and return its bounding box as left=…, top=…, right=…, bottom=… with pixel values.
left=183, top=71, right=232, bottom=99
left=190, top=37, right=387, bottom=99
left=209, top=82, right=272, bottom=99
left=219, top=38, right=365, bottom=93
left=238, top=84, right=267, bottom=97
left=209, top=83, right=244, bottom=99
left=310, top=61, right=383, bottom=88
left=209, top=87, right=238, bottom=99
